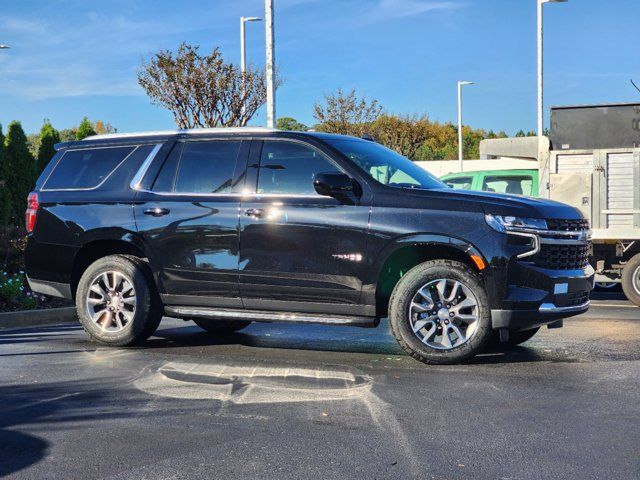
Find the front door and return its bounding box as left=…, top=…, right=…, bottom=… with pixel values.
left=134, top=139, right=248, bottom=308
left=238, top=139, right=371, bottom=314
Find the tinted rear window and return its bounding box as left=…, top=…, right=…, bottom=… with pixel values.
left=43, top=146, right=135, bottom=190
left=174, top=141, right=241, bottom=194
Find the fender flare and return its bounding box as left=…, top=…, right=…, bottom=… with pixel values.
left=374, top=233, right=487, bottom=280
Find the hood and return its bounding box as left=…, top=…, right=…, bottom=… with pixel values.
left=423, top=188, right=584, bottom=220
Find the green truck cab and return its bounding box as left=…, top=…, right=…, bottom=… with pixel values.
left=440, top=169, right=539, bottom=197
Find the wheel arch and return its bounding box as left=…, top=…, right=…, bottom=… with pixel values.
left=373, top=234, right=487, bottom=318
left=70, top=234, right=154, bottom=300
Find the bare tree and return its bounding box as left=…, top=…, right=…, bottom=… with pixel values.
left=313, top=88, right=383, bottom=136
left=138, top=43, right=273, bottom=128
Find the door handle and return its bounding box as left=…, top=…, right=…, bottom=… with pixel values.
left=144, top=207, right=170, bottom=217
left=244, top=208, right=264, bottom=218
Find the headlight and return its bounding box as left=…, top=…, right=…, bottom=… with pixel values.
left=485, top=214, right=547, bottom=233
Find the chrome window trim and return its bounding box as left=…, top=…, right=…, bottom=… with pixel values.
left=129, top=143, right=164, bottom=190
left=41, top=145, right=140, bottom=192
left=132, top=189, right=333, bottom=199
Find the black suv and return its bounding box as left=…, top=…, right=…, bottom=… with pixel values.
left=25, top=128, right=594, bottom=364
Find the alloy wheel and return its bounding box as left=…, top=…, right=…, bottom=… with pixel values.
left=408, top=278, right=479, bottom=350
left=86, top=271, right=137, bottom=332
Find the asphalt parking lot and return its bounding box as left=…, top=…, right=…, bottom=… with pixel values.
left=1, top=295, right=639, bottom=479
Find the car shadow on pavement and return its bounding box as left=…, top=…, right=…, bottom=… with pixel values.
left=145, top=322, right=573, bottom=364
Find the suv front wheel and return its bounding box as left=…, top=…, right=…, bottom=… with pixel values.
left=389, top=260, right=492, bottom=365
left=76, top=255, right=163, bottom=346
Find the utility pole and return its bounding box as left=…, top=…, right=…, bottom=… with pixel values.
left=265, top=0, right=276, bottom=128
left=458, top=81, right=474, bottom=172
left=537, top=0, right=567, bottom=197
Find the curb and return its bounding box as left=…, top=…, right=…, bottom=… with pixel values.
left=0, top=306, right=77, bottom=330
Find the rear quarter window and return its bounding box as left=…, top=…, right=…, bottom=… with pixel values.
left=42, top=146, right=135, bottom=190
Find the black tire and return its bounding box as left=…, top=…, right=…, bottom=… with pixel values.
left=75, top=255, right=163, bottom=346
left=192, top=318, right=251, bottom=334
left=621, top=253, right=640, bottom=307
left=488, top=327, right=540, bottom=350
left=388, top=259, right=492, bottom=365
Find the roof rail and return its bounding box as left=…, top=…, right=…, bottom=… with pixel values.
left=83, top=126, right=279, bottom=141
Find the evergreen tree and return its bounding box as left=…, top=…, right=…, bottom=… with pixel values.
left=4, top=121, right=36, bottom=224
left=76, top=117, right=96, bottom=140
left=37, top=122, right=61, bottom=175
left=0, top=124, right=12, bottom=226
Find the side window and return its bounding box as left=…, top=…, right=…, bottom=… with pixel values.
left=43, top=146, right=134, bottom=190
left=174, top=141, right=241, bottom=194
left=257, top=141, right=340, bottom=195
left=445, top=177, right=473, bottom=190
left=482, top=175, right=533, bottom=196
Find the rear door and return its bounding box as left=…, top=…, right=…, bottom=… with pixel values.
left=134, top=138, right=249, bottom=308
left=237, top=139, right=371, bottom=313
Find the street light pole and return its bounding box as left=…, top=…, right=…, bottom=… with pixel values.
left=458, top=81, right=474, bottom=172
left=240, top=16, right=262, bottom=120
left=265, top=0, right=276, bottom=129
left=537, top=0, right=566, bottom=196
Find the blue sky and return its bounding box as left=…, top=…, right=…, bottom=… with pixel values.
left=0, top=0, right=638, bottom=135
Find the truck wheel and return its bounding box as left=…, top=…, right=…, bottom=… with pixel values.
left=192, top=319, right=251, bottom=334
left=388, top=259, right=492, bottom=365
left=76, top=255, right=163, bottom=346
left=621, top=253, right=640, bottom=307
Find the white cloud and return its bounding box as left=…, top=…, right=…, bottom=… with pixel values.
left=362, top=0, right=463, bottom=23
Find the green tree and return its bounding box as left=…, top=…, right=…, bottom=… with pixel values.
left=515, top=130, right=526, bottom=137
left=276, top=117, right=308, bottom=131
left=27, top=133, right=40, bottom=158
left=37, top=122, right=61, bottom=175
left=4, top=121, right=36, bottom=224
left=59, top=128, right=77, bottom=142
left=76, top=117, right=96, bottom=140
left=0, top=124, right=12, bottom=226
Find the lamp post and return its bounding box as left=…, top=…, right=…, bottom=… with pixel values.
left=240, top=16, right=262, bottom=120
left=458, top=80, right=474, bottom=171
left=537, top=0, right=567, bottom=197
left=265, top=0, right=276, bottom=129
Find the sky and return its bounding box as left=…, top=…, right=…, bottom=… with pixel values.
left=0, top=0, right=638, bottom=135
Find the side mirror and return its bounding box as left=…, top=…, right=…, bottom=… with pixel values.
left=313, top=172, right=356, bottom=197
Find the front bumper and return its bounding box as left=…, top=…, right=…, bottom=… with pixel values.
left=492, top=299, right=590, bottom=331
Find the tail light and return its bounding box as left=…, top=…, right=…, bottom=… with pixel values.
left=25, top=192, right=39, bottom=233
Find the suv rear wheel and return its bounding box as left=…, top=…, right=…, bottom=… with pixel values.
left=389, top=259, right=492, bottom=365
left=192, top=318, right=251, bottom=334
left=76, top=255, right=162, bottom=346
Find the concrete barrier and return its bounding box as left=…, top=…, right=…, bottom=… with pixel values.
left=0, top=306, right=77, bottom=330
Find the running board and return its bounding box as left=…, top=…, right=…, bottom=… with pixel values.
left=164, top=306, right=378, bottom=328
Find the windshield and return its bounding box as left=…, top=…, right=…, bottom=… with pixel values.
left=325, top=138, right=445, bottom=190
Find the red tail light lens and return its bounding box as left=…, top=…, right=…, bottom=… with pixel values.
left=25, top=192, right=39, bottom=233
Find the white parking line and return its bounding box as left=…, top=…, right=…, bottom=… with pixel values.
left=590, top=302, right=637, bottom=308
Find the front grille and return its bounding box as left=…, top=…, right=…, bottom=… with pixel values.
left=546, top=218, right=589, bottom=232
left=533, top=243, right=590, bottom=270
